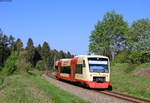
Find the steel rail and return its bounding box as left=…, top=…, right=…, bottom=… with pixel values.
left=98, top=91, right=150, bottom=103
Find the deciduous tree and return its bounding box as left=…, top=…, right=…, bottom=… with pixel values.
left=129, top=19, right=150, bottom=50
left=89, top=11, right=129, bottom=60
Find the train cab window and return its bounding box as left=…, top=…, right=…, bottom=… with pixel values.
left=76, top=64, right=82, bottom=74
left=60, top=66, right=70, bottom=74
left=88, top=58, right=109, bottom=73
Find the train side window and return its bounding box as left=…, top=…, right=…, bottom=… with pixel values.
left=82, top=60, right=86, bottom=67
left=55, top=66, right=58, bottom=70
left=76, top=64, right=82, bottom=74
left=60, top=66, right=70, bottom=74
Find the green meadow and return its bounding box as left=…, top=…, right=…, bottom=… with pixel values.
left=0, top=71, right=89, bottom=103
left=111, top=63, right=150, bottom=100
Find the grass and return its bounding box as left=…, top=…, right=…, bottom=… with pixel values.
left=111, top=63, right=150, bottom=100
left=0, top=71, right=90, bottom=103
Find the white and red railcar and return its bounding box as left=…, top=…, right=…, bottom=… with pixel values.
left=55, top=55, right=111, bottom=89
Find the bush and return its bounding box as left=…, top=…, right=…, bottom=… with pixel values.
left=114, top=50, right=130, bottom=63
left=36, top=60, right=45, bottom=71
left=140, top=51, right=150, bottom=63
left=0, top=52, right=18, bottom=75
left=128, top=50, right=150, bottom=64
left=0, top=76, right=4, bottom=86
left=16, top=51, right=32, bottom=73
left=0, top=66, right=2, bottom=71
left=114, top=50, right=150, bottom=64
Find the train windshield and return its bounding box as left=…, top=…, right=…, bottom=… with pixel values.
left=88, top=58, right=109, bottom=73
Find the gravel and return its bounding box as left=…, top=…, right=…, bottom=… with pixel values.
left=42, top=74, right=131, bottom=103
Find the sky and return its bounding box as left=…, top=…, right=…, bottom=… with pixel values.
left=0, top=0, right=150, bottom=55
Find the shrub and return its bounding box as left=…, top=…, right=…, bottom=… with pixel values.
left=128, top=50, right=150, bottom=64
left=114, top=50, right=130, bottom=63
left=140, top=51, right=150, bottom=63
left=0, top=76, right=4, bottom=86
left=36, top=60, right=45, bottom=71
left=16, top=51, right=32, bottom=73
left=0, top=52, right=18, bottom=75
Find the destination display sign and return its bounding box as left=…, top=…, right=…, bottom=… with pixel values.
left=88, top=60, right=108, bottom=64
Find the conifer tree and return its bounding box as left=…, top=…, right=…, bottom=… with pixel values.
left=41, top=41, right=50, bottom=69
left=15, top=38, right=23, bottom=53
left=26, top=38, right=35, bottom=67
left=8, top=35, right=15, bottom=51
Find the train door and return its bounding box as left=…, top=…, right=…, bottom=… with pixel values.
left=70, top=58, right=78, bottom=80
left=74, top=58, right=86, bottom=81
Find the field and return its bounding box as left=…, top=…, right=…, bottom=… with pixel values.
left=111, top=63, right=150, bottom=100
left=0, top=71, right=89, bottom=103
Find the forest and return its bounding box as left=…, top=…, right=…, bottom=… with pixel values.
left=0, top=29, right=73, bottom=75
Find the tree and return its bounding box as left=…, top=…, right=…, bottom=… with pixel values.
left=36, top=60, right=45, bottom=71
left=8, top=35, right=15, bottom=51
left=0, top=33, right=5, bottom=67
left=129, top=19, right=150, bottom=50
left=66, top=51, right=73, bottom=58
left=0, top=28, right=74, bottom=72
left=0, top=31, right=10, bottom=68
left=14, top=38, right=23, bottom=53
left=26, top=38, right=35, bottom=67
left=36, top=44, right=42, bottom=55
left=16, top=51, right=31, bottom=73
left=2, top=35, right=9, bottom=47
left=1, top=52, right=17, bottom=75
left=41, top=41, right=51, bottom=69
left=89, top=11, right=129, bottom=60
left=59, top=50, right=66, bottom=59
left=125, top=19, right=150, bottom=64
left=34, top=45, right=42, bottom=67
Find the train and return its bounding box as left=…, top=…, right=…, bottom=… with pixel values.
left=55, top=55, right=111, bottom=89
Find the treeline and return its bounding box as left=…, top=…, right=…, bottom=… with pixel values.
left=0, top=29, right=73, bottom=75
left=89, top=10, right=150, bottom=64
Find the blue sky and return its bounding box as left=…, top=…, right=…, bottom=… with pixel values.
left=0, top=0, right=150, bottom=55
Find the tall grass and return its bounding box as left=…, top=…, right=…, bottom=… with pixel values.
left=0, top=71, right=89, bottom=103
left=111, top=63, right=150, bottom=100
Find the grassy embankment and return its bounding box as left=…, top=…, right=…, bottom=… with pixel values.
left=0, top=71, right=89, bottom=103
left=111, top=63, right=150, bottom=100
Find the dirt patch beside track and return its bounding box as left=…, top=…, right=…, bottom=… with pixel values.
left=135, top=69, right=150, bottom=77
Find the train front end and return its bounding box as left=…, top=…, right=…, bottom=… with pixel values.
left=84, top=56, right=110, bottom=89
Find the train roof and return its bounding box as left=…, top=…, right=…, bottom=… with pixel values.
left=60, top=58, right=71, bottom=61
left=56, top=55, right=109, bottom=66
left=75, top=55, right=108, bottom=58
left=58, top=55, right=108, bottom=61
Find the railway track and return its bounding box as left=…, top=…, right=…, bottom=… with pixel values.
left=44, top=72, right=150, bottom=103
left=98, top=91, right=150, bottom=103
